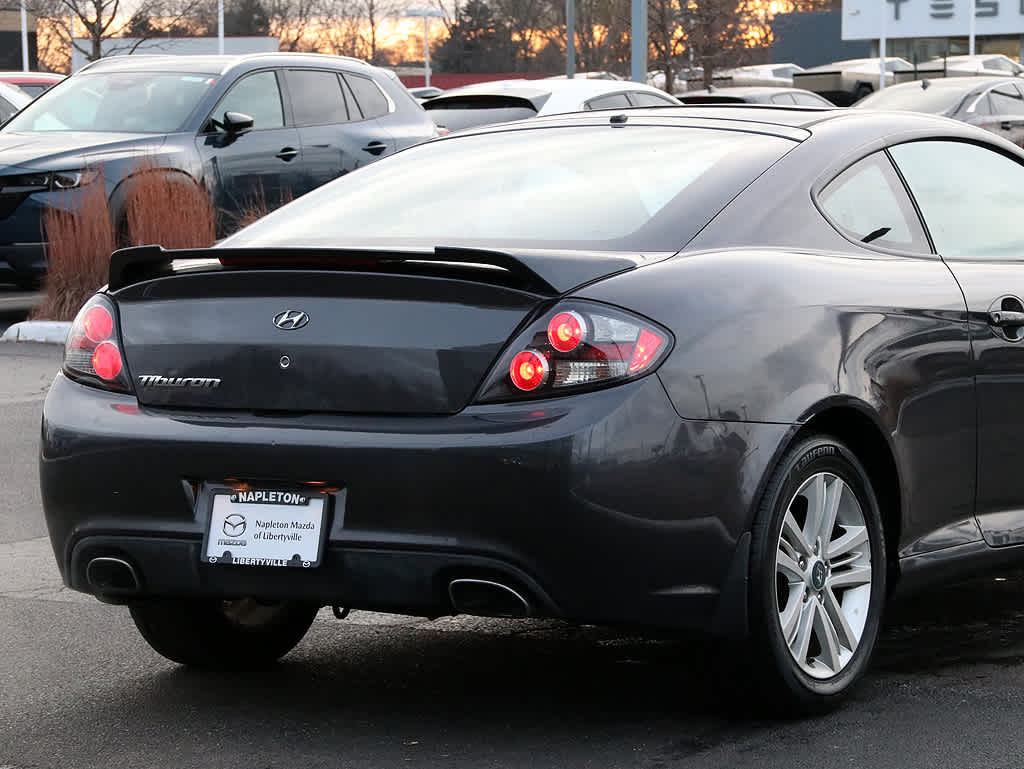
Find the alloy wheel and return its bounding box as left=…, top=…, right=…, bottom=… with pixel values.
left=775, top=472, right=873, bottom=679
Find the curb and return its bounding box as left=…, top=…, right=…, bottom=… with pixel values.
left=1, top=321, right=72, bottom=345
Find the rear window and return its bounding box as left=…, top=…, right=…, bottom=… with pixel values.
left=424, top=95, right=539, bottom=131
left=225, top=125, right=797, bottom=253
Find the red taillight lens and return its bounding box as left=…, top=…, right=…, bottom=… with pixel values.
left=477, top=301, right=672, bottom=403
left=64, top=295, right=133, bottom=393
left=629, top=329, right=664, bottom=373
left=91, top=341, right=123, bottom=381
left=547, top=311, right=585, bottom=352
left=509, top=350, right=549, bottom=391
left=82, top=305, right=114, bottom=343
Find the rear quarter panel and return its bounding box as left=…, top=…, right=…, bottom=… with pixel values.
left=578, top=247, right=975, bottom=556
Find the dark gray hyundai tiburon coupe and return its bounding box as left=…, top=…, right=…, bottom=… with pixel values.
left=40, top=104, right=1024, bottom=712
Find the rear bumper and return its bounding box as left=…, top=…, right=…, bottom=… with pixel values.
left=41, top=373, right=793, bottom=635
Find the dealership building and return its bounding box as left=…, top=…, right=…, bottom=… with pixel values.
left=842, top=0, right=1024, bottom=62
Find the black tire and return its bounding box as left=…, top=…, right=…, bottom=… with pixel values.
left=15, top=276, right=43, bottom=291
left=747, top=434, right=887, bottom=714
left=129, top=598, right=318, bottom=669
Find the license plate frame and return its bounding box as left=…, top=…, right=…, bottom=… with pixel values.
left=199, top=484, right=330, bottom=568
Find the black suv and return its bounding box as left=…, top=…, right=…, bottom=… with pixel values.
left=0, top=53, right=437, bottom=287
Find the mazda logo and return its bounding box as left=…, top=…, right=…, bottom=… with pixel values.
left=222, top=513, right=247, bottom=537
left=273, top=310, right=310, bottom=330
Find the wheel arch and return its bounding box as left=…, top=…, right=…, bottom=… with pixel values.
left=107, top=166, right=206, bottom=243
left=793, top=402, right=903, bottom=587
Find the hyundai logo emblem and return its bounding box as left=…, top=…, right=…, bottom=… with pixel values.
left=273, top=310, right=310, bottom=330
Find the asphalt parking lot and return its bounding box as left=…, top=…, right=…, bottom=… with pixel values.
left=4, top=341, right=1024, bottom=768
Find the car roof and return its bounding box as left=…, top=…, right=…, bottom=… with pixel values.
left=804, top=57, right=911, bottom=71
left=429, top=78, right=680, bottom=113
left=452, top=103, right=994, bottom=145
left=78, top=52, right=374, bottom=76
left=863, top=75, right=1019, bottom=95
left=0, top=71, right=65, bottom=82
left=682, top=86, right=816, bottom=98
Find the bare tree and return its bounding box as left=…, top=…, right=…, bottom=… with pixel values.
left=26, top=0, right=205, bottom=69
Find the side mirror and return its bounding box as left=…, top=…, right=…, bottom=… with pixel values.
left=223, top=111, right=254, bottom=135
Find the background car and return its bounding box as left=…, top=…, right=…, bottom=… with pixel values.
left=682, top=62, right=806, bottom=91
left=854, top=76, right=1024, bottom=147
left=546, top=71, right=624, bottom=80
left=793, top=57, right=914, bottom=105
left=41, top=104, right=1024, bottom=713
left=408, top=85, right=444, bottom=102
left=908, top=54, right=1024, bottom=79
left=0, top=80, right=30, bottom=123
left=678, top=85, right=834, bottom=106
left=0, top=71, right=65, bottom=99
left=0, top=52, right=437, bottom=287
left=422, top=78, right=681, bottom=132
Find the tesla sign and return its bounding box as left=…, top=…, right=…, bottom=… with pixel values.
left=842, top=0, right=1024, bottom=39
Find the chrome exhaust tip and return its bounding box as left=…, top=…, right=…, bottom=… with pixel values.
left=85, top=556, right=141, bottom=596
left=448, top=578, right=531, bottom=618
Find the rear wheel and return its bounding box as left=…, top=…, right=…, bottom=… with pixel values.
left=129, top=598, right=318, bottom=669
left=747, top=435, right=886, bottom=714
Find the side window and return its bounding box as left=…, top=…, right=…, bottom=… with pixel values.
left=286, top=69, right=349, bottom=125
left=818, top=151, right=930, bottom=252
left=770, top=93, right=797, bottom=105
left=343, top=74, right=390, bottom=120
left=966, top=92, right=991, bottom=116
left=584, top=93, right=633, bottom=110
left=989, top=86, right=1024, bottom=115
left=793, top=92, right=831, bottom=107
left=890, top=140, right=1024, bottom=258
left=0, top=96, right=14, bottom=122
left=630, top=91, right=675, bottom=107
left=211, top=71, right=284, bottom=130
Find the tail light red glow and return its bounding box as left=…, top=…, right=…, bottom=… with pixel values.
left=628, top=330, right=664, bottom=373
left=82, top=306, right=114, bottom=343
left=476, top=301, right=672, bottom=404
left=547, top=311, right=586, bottom=352
left=64, top=296, right=133, bottom=393
left=91, top=341, right=123, bottom=381
left=509, top=350, right=548, bottom=391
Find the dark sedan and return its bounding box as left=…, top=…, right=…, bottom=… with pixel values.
left=40, top=104, right=1024, bottom=713
left=855, top=76, right=1024, bottom=147
left=0, top=53, right=437, bottom=287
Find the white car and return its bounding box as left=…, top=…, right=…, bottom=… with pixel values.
left=697, top=63, right=806, bottom=90
left=422, top=78, right=681, bottom=132
left=0, top=81, right=30, bottom=123
left=793, top=57, right=914, bottom=105
left=914, top=54, right=1024, bottom=78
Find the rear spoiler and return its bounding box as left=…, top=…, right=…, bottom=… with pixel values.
left=107, top=244, right=643, bottom=295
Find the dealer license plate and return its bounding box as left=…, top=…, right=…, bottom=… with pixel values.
left=203, top=489, right=327, bottom=568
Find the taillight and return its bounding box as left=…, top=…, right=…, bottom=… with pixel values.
left=64, top=295, right=133, bottom=393
left=475, top=301, right=672, bottom=403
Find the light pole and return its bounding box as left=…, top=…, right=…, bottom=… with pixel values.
left=566, top=0, right=575, bottom=78
left=878, top=0, right=886, bottom=90
left=405, top=8, right=444, bottom=89
left=630, top=0, right=647, bottom=83
left=20, top=0, right=29, bottom=72
left=218, top=0, right=224, bottom=54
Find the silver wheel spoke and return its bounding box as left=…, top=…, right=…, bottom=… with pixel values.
left=779, top=591, right=802, bottom=642
left=823, top=586, right=857, bottom=650
left=776, top=550, right=804, bottom=583
left=813, top=599, right=843, bottom=673
left=828, top=524, right=868, bottom=560
left=782, top=511, right=813, bottom=557
left=802, top=474, right=827, bottom=545
left=818, top=477, right=843, bottom=545
left=790, top=599, right=815, bottom=664
left=829, top=565, right=872, bottom=589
